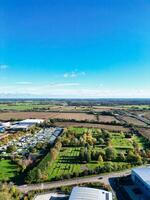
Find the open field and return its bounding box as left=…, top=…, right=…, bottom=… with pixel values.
left=0, top=102, right=51, bottom=111
left=121, top=116, right=146, bottom=126
left=0, top=159, right=19, bottom=181
left=97, top=115, right=119, bottom=123
left=55, top=122, right=129, bottom=132
left=139, top=128, right=150, bottom=140
left=143, top=112, right=150, bottom=120
left=0, top=111, right=96, bottom=121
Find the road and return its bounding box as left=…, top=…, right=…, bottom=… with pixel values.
left=18, top=170, right=131, bottom=193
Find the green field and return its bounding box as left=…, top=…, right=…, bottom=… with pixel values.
left=48, top=147, right=81, bottom=180
left=0, top=159, right=19, bottom=181
left=0, top=102, right=51, bottom=111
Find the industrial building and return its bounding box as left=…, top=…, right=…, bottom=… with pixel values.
left=69, top=187, right=112, bottom=200
left=18, top=119, right=44, bottom=125
left=131, top=167, right=150, bottom=199
left=10, top=119, right=44, bottom=131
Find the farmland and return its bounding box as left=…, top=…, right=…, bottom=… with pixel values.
left=122, top=116, right=146, bottom=126
left=97, top=115, right=119, bottom=123
left=0, top=111, right=96, bottom=121
left=55, top=122, right=129, bottom=132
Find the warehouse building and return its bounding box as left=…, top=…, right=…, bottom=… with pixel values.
left=18, top=119, right=44, bottom=125
left=10, top=119, right=44, bottom=131
left=69, top=187, right=112, bottom=200
left=131, top=167, right=150, bottom=199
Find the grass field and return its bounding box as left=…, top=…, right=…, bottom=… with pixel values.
left=110, top=132, right=133, bottom=149
left=0, top=159, right=19, bottom=181
left=47, top=147, right=81, bottom=180
left=0, top=102, right=52, bottom=111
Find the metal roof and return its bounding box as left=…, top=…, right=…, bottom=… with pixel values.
left=69, top=187, right=112, bottom=200
left=132, top=167, right=150, bottom=189
left=19, top=119, right=44, bottom=124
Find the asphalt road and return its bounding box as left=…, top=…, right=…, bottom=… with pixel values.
left=18, top=170, right=131, bottom=193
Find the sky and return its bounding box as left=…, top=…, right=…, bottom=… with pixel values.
left=0, top=0, right=150, bottom=98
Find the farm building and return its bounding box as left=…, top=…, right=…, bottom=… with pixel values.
left=69, top=187, right=112, bottom=200
left=131, top=167, right=150, bottom=199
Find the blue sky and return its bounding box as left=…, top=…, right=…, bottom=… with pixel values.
left=0, top=0, right=150, bottom=98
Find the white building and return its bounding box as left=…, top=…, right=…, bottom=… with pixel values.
left=69, top=187, right=112, bottom=200
left=19, top=119, right=44, bottom=125
left=10, top=119, right=44, bottom=131
left=132, top=167, right=150, bottom=199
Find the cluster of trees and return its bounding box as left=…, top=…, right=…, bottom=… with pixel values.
left=61, top=128, right=111, bottom=147
left=26, top=140, right=62, bottom=183
left=0, top=182, right=21, bottom=200
left=79, top=146, right=147, bottom=165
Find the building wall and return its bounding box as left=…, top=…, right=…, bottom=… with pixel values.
left=131, top=171, right=150, bottom=198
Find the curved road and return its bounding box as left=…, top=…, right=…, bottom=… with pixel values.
left=18, top=170, right=130, bottom=193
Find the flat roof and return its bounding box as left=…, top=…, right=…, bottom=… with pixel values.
left=69, top=187, right=112, bottom=200
left=20, top=119, right=44, bottom=124
left=34, top=193, right=68, bottom=200
left=10, top=124, right=29, bottom=129
left=132, top=167, right=150, bottom=189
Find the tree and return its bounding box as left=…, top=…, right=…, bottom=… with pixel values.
left=85, top=151, right=91, bottom=162
left=117, top=152, right=125, bottom=162
left=55, top=141, right=62, bottom=151
left=37, top=169, right=43, bottom=181
left=98, top=155, right=103, bottom=162
left=79, top=147, right=85, bottom=161
left=6, top=145, right=16, bottom=153
left=105, top=147, right=117, bottom=161
left=50, top=148, right=58, bottom=160
left=99, top=138, right=104, bottom=145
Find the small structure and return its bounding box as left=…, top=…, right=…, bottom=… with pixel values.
left=131, top=167, right=150, bottom=199
left=0, top=126, right=5, bottom=133
left=69, top=187, right=112, bottom=200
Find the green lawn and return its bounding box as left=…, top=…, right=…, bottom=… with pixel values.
left=47, top=147, right=82, bottom=180
left=0, top=102, right=51, bottom=111
left=0, top=159, right=19, bottom=181
left=110, top=132, right=133, bottom=149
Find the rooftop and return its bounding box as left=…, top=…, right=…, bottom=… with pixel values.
left=132, top=167, right=150, bottom=189
left=69, top=187, right=112, bottom=200
left=19, top=119, right=44, bottom=124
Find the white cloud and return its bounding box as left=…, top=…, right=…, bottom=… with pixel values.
left=16, top=81, right=32, bottom=85
left=0, top=64, right=8, bottom=70
left=0, top=83, right=150, bottom=98
left=48, top=82, right=80, bottom=87
left=63, top=71, right=86, bottom=78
